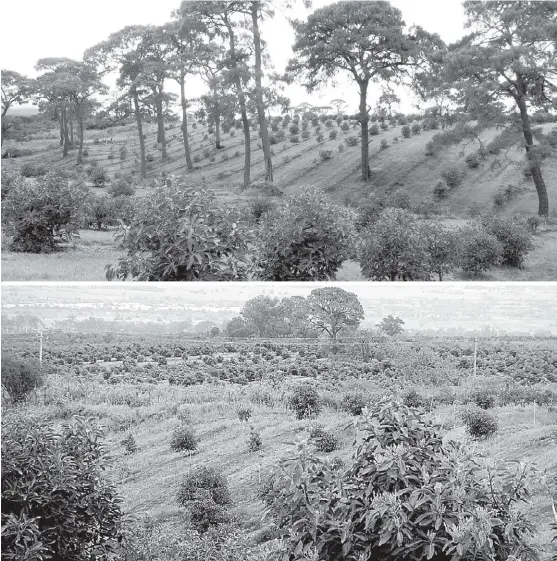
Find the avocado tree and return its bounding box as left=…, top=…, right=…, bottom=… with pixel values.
left=442, top=1, right=557, bottom=217
left=288, top=1, right=443, bottom=181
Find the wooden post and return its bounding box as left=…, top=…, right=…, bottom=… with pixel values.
left=533, top=401, right=536, bottom=426
left=473, top=337, right=478, bottom=378
left=39, top=331, right=43, bottom=364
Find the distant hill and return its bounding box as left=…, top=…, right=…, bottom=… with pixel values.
left=8, top=105, right=39, bottom=116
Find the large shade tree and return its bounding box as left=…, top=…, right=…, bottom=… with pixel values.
left=1, top=70, right=33, bottom=145
left=288, top=1, right=443, bottom=181
left=442, top=1, right=557, bottom=217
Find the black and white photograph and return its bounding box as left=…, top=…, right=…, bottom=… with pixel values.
left=1, top=1, right=557, bottom=560
left=1, top=0, right=556, bottom=281
left=1, top=282, right=557, bottom=559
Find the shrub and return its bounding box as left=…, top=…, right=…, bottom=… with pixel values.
left=170, top=425, right=198, bottom=452
left=237, top=407, right=252, bottom=422
left=359, top=208, right=432, bottom=281
left=1, top=417, right=123, bottom=560
left=288, top=384, right=321, bottom=419
left=256, top=187, right=354, bottom=281
left=266, top=401, right=537, bottom=561
left=108, top=174, right=136, bottom=197
left=121, top=433, right=138, bottom=454
left=329, top=129, right=338, bottom=140
left=2, top=172, right=88, bottom=253
left=380, top=139, right=388, bottom=150
left=369, top=124, right=380, bottom=136
left=401, top=125, right=411, bottom=138
left=20, top=162, right=48, bottom=178
left=88, top=164, right=109, bottom=186
left=345, top=135, right=359, bottom=147
left=480, top=215, right=533, bottom=268
left=341, top=391, right=367, bottom=415
left=462, top=407, right=498, bottom=438
left=341, top=122, right=350, bottom=132
left=457, top=225, right=503, bottom=276
left=401, top=388, right=424, bottom=407
left=380, top=121, right=389, bottom=131
left=441, top=165, right=465, bottom=188
left=316, top=133, right=325, bottom=143
left=469, top=388, right=496, bottom=410
left=290, top=135, right=300, bottom=143
left=193, top=154, right=201, bottom=163
left=106, top=179, right=253, bottom=281
left=301, top=130, right=310, bottom=140
left=289, top=124, right=299, bottom=135
left=177, top=466, right=231, bottom=507
left=433, top=178, right=449, bottom=199
left=319, top=149, right=333, bottom=161
left=465, top=152, right=480, bottom=168
left=1, top=356, right=42, bottom=402
left=421, top=221, right=458, bottom=281
left=248, top=427, right=262, bottom=452
left=309, top=424, right=338, bottom=452
left=338, top=143, right=345, bottom=153
left=411, top=122, right=421, bottom=135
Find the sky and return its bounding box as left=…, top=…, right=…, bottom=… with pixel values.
left=2, top=283, right=556, bottom=333
left=1, top=0, right=467, bottom=114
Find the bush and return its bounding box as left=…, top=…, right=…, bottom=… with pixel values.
left=369, top=124, right=380, bottom=136
left=329, top=129, right=338, bottom=140
left=256, top=187, right=355, bottom=281
left=288, top=384, right=321, bottom=419
left=341, top=391, right=367, bottom=415
left=462, top=407, right=498, bottom=438
left=433, top=178, right=449, bottom=199
left=401, top=125, right=411, bottom=138
left=309, top=424, right=338, bottom=452
left=237, top=407, right=252, bottom=422
left=1, top=417, right=123, bottom=560
left=341, top=122, right=350, bottom=132
left=170, top=425, right=198, bottom=452
left=469, top=388, right=496, bottom=410
left=20, top=162, right=48, bottom=178
left=267, top=401, right=536, bottom=561
left=290, top=135, right=300, bottom=143
left=289, top=124, right=299, bottom=135
left=411, top=122, right=421, bottom=135
left=457, top=225, right=503, bottom=276
left=319, top=149, right=333, bottom=161
left=401, top=388, right=424, bottom=408
left=106, top=179, right=253, bottom=281
left=301, top=130, right=310, bottom=140
left=480, top=215, right=533, bottom=268
left=1, top=356, right=42, bottom=402
left=465, top=152, right=480, bottom=168
left=121, top=433, right=138, bottom=454
left=248, top=427, right=262, bottom=452
left=441, top=165, right=465, bottom=188
left=88, top=164, right=109, bottom=186
left=2, top=172, right=88, bottom=253
left=359, top=208, right=432, bottom=281
left=421, top=220, right=458, bottom=281
left=345, top=135, right=359, bottom=147
left=108, top=174, right=136, bottom=197
left=380, top=139, right=388, bottom=150
left=316, top=133, right=325, bottom=143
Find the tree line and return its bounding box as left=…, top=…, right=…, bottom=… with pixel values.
left=2, top=1, right=556, bottom=215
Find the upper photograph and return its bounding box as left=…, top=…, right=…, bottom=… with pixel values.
left=1, top=0, right=556, bottom=282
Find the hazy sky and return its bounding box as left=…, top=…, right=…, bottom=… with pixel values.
left=1, top=0, right=467, bottom=113
left=2, top=283, right=556, bottom=333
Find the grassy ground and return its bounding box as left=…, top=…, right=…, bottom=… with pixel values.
left=7, top=372, right=556, bottom=560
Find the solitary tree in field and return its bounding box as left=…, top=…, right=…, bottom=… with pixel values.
left=288, top=1, right=443, bottom=181
left=377, top=315, right=405, bottom=336
left=1, top=70, right=32, bottom=145
left=306, top=287, right=364, bottom=341
left=241, top=295, right=283, bottom=337
left=443, top=1, right=557, bottom=217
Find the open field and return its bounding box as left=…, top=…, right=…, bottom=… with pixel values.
left=2, top=332, right=557, bottom=559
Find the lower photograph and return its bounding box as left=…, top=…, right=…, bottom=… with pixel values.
left=1, top=282, right=556, bottom=561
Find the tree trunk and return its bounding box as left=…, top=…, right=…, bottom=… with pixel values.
left=156, top=84, right=167, bottom=159
left=62, top=106, right=70, bottom=157
left=76, top=106, right=85, bottom=165
left=251, top=2, right=273, bottom=183
left=69, top=106, right=74, bottom=146
left=58, top=109, right=64, bottom=147
left=515, top=93, right=549, bottom=217
left=180, top=75, right=193, bottom=171
left=225, top=18, right=251, bottom=188
left=132, top=88, right=146, bottom=179
left=359, top=80, right=370, bottom=181
left=215, top=103, right=222, bottom=149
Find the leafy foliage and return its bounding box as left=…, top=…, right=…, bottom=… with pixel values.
left=170, top=425, right=198, bottom=452
left=462, top=407, right=499, bottom=439
left=1, top=416, right=124, bottom=561
left=265, top=401, right=538, bottom=561
left=1, top=355, right=42, bottom=403
left=457, top=224, right=503, bottom=276
left=106, top=178, right=254, bottom=281
left=2, top=171, right=87, bottom=253
left=256, top=188, right=354, bottom=281
left=288, top=384, right=321, bottom=419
